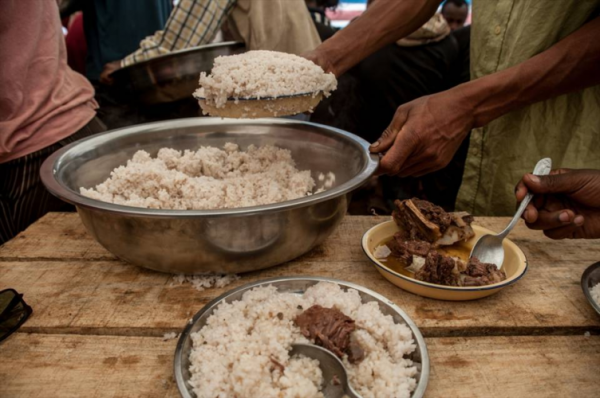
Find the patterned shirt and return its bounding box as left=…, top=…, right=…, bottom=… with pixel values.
left=121, top=0, right=236, bottom=67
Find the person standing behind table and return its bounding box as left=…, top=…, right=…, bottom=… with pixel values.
left=352, top=14, right=471, bottom=212
left=304, top=0, right=600, bottom=217
left=74, top=0, right=172, bottom=82
left=440, top=0, right=469, bottom=31
left=0, top=0, right=106, bottom=246
left=99, top=0, right=322, bottom=84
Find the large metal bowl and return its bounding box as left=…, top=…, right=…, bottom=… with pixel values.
left=111, top=42, right=245, bottom=105
left=174, top=277, right=429, bottom=398
left=41, top=118, right=378, bottom=274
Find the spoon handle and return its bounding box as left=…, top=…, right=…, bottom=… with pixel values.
left=499, top=158, right=552, bottom=239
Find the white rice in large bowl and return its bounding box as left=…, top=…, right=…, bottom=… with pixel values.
left=195, top=50, right=337, bottom=109
left=187, top=282, right=418, bottom=398
left=80, top=143, right=331, bottom=210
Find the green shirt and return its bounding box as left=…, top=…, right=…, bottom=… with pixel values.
left=455, top=0, right=600, bottom=216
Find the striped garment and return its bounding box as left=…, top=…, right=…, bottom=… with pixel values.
left=0, top=118, right=106, bottom=245
left=121, top=0, right=236, bottom=67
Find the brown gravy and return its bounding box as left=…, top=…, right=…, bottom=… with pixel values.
left=377, top=237, right=472, bottom=278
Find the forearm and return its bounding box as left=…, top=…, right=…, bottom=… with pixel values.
left=460, top=17, right=600, bottom=128
left=317, top=0, right=441, bottom=76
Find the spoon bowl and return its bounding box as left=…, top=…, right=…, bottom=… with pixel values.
left=290, top=343, right=360, bottom=398
left=470, top=158, right=552, bottom=268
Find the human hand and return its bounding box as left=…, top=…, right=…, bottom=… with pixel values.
left=99, top=61, right=121, bottom=85
left=369, top=91, right=474, bottom=177
left=515, top=169, right=600, bottom=239
left=302, top=48, right=338, bottom=77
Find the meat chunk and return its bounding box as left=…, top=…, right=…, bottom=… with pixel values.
left=393, top=199, right=475, bottom=247
left=387, top=234, right=432, bottom=266
left=393, top=199, right=447, bottom=242
left=414, top=251, right=462, bottom=286
left=461, top=257, right=507, bottom=286
left=346, top=334, right=365, bottom=364
left=294, top=305, right=364, bottom=363
left=436, top=212, right=476, bottom=246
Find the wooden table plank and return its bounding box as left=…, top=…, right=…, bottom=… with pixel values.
left=2, top=333, right=598, bottom=398
left=0, top=333, right=178, bottom=398
left=2, top=256, right=599, bottom=336
left=3, top=214, right=600, bottom=264
left=425, top=335, right=600, bottom=397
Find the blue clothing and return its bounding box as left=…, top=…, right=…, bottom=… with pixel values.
left=83, top=0, right=172, bottom=80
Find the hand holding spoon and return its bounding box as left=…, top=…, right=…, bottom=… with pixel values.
left=470, top=158, right=552, bottom=269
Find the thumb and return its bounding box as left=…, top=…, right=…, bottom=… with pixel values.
left=523, top=172, right=578, bottom=195
left=370, top=107, right=408, bottom=153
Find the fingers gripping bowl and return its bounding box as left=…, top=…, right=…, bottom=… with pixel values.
left=40, top=118, right=378, bottom=274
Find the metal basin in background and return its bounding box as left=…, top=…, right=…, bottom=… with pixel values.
left=40, top=118, right=379, bottom=274
left=111, top=42, right=245, bottom=105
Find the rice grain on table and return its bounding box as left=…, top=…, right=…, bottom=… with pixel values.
left=188, top=282, right=417, bottom=398
left=171, top=274, right=240, bottom=292
left=195, top=50, right=337, bottom=109
left=80, top=143, right=327, bottom=210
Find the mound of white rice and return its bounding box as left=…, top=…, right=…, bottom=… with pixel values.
left=80, top=143, right=327, bottom=210
left=188, top=282, right=417, bottom=398
left=195, top=50, right=337, bottom=108
left=591, top=282, right=600, bottom=306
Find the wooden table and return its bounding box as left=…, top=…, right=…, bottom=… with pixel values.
left=1, top=213, right=599, bottom=398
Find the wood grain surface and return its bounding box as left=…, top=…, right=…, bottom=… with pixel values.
left=1, top=213, right=599, bottom=398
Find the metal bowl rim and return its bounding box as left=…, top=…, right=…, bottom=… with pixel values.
left=111, top=41, right=245, bottom=76
left=40, top=118, right=379, bottom=218
left=581, top=261, right=600, bottom=315
left=173, top=276, right=430, bottom=398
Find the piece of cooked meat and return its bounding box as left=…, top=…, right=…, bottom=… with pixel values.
left=414, top=251, right=462, bottom=286
left=346, top=334, right=365, bottom=364
left=294, top=305, right=364, bottom=363
left=461, top=257, right=507, bottom=286
left=393, top=199, right=446, bottom=242
left=387, top=234, right=432, bottom=266
left=393, top=199, right=475, bottom=246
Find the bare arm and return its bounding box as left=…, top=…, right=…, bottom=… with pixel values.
left=305, top=0, right=442, bottom=77
left=462, top=16, right=600, bottom=128
left=371, top=16, right=600, bottom=176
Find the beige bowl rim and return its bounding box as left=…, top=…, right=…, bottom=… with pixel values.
left=362, top=220, right=529, bottom=292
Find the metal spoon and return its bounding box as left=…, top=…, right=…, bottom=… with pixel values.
left=290, top=344, right=361, bottom=398
left=469, top=158, right=552, bottom=269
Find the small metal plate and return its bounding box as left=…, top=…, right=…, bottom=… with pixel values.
left=581, top=261, right=600, bottom=315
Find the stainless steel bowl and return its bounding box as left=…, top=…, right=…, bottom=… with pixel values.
left=581, top=261, right=600, bottom=315
left=174, top=277, right=430, bottom=398
left=111, top=42, right=245, bottom=105
left=41, top=118, right=378, bottom=274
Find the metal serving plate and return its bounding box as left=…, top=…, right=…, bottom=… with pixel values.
left=174, top=277, right=429, bottom=398
left=111, top=41, right=245, bottom=105
left=581, top=261, right=600, bottom=315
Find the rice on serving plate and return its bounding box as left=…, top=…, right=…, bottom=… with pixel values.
left=591, top=282, right=600, bottom=306
left=80, top=143, right=332, bottom=210
left=195, top=50, right=337, bottom=109
left=188, top=282, right=417, bottom=398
